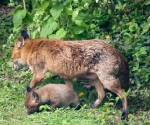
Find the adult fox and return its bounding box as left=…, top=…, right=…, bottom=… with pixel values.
left=12, top=30, right=129, bottom=120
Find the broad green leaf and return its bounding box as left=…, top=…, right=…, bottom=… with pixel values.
left=75, top=20, right=87, bottom=28
left=40, top=18, right=57, bottom=38
left=123, top=33, right=133, bottom=41
left=41, top=1, right=49, bottom=10
left=108, top=9, right=111, bottom=15
left=72, top=26, right=85, bottom=34
left=13, top=8, right=27, bottom=28
left=45, top=72, right=51, bottom=78
left=139, top=47, right=147, bottom=55
left=132, top=64, right=139, bottom=71
left=48, top=34, right=57, bottom=39
left=39, top=0, right=45, bottom=4
left=115, top=4, right=120, bottom=10
left=129, top=22, right=139, bottom=32
left=76, top=12, right=91, bottom=21
left=23, top=12, right=33, bottom=24
left=90, top=24, right=96, bottom=28
left=72, top=9, right=80, bottom=21
left=141, top=17, right=150, bottom=35
left=56, top=28, right=67, bottom=39
left=36, top=1, right=49, bottom=11
left=73, top=0, right=79, bottom=3
left=31, top=30, right=39, bottom=39
left=50, top=5, right=64, bottom=20
left=65, top=5, right=73, bottom=15
left=141, top=26, right=150, bottom=35
left=43, top=15, right=50, bottom=21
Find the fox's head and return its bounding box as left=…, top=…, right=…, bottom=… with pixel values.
left=25, top=86, right=40, bottom=115
left=11, top=30, right=30, bottom=70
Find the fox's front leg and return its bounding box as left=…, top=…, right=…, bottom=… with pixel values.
left=29, top=73, right=44, bottom=89
left=29, top=66, right=45, bottom=89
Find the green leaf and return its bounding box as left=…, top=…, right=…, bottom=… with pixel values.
left=132, top=64, right=139, bottom=71
left=56, top=28, right=67, bottom=39
left=31, top=30, right=39, bottom=39
left=75, top=20, right=87, bottom=28
left=41, top=1, right=49, bottom=10
left=90, top=24, right=96, bottom=28
left=48, top=34, right=57, bottom=39
left=40, top=18, right=57, bottom=38
left=139, top=47, right=147, bottom=55
left=123, top=33, right=133, bottom=41
left=141, top=26, right=150, bottom=35
left=23, top=12, right=33, bottom=24
left=65, top=5, right=73, bottom=15
left=13, top=8, right=27, bottom=28
left=144, top=0, right=150, bottom=5
left=72, top=9, right=80, bottom=21
left=141, top=17, right=150, bottom=35
left=129, top=22, right=139, bottom=32
left=108, top=9, right=111, bottom=15
left=50, top=5, right=64, bottom=20
left=45, top=72, right=51, bottom=78
left=48, top=28, right=67, bottom=39
left=72, top=26, right=85, bottom=34
left=36, top=1, right=49, bottom=11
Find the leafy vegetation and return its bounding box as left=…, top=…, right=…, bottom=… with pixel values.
left=0, top=0, right=150, bottom=124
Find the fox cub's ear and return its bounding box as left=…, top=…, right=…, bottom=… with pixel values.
left=21, top=30, right=30, bottom=40
left=26, top=86, right=32, bottom=93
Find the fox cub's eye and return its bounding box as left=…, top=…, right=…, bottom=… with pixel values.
left=28, top=106, right=35, bottom=109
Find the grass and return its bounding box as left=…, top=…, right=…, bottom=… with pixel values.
left=0, top=68, right=150, bottom=125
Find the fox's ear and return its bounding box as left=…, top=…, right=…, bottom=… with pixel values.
left=21, top=30, right=30, bottom=40
left=26, top=86, right=32, bottom=93
left=16, top=36, right=25, bottom=48
left=32, top=91, right=39, bottom=103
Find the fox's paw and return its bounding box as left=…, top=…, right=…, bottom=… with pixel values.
left=121, top=111, right=128, bottom=121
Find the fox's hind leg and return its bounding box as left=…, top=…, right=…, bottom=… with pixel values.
left=65, top=79, right=74, bottom=90
left=90, top=79, right=105, bottom=108
left=78, top=73, right=105, bottom=108
left=96, top=74, right=128, bottom=121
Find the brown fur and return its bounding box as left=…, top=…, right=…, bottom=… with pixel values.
left=25, top=84, right=79, bottom=115
left=12, top=31, right=129, bottom=120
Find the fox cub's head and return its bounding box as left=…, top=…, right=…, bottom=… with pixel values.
left=25, top=86, right=40, bottom=115
left=11, top=30, right=30, bottom=70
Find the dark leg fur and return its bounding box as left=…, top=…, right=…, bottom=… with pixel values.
left=121, top=111, right=128, bottom=121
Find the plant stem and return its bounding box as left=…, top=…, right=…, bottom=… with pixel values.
left=22, top=0, right=26, bottom=10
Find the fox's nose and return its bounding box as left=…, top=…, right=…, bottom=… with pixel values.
left=12, top=64, right=14, bottom=70
left=12, top=64, right=16, bottom=70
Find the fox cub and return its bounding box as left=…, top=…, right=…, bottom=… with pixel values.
left=25, top=84, right=79, bottom=115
